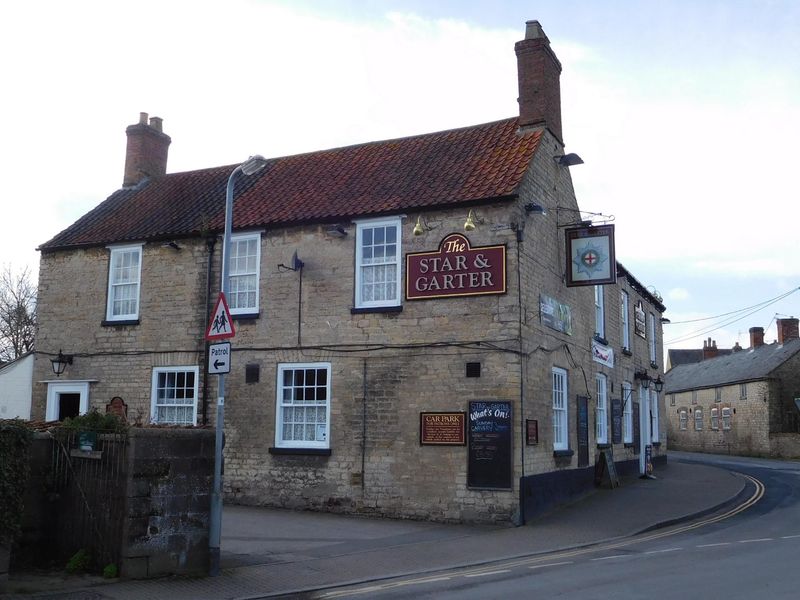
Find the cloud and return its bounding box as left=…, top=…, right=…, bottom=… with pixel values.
left=668, top=288, right=690, bottom=301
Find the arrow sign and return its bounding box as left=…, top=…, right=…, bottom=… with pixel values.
left=206, top=292, right=236, bottom=341
left=208, top=342, right=231, bottom=375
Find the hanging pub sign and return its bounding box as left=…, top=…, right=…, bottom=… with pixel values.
left=565, top=224, right=616, bottom=287
left=634, top=299, right=647, bottom=339
left=406, top=233, right=506, bottom=300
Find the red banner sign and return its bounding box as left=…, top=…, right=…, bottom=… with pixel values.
left=405, top=233, right=506, bottom=300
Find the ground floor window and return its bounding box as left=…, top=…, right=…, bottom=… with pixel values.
left=711, top=407, right=719, bottom=430
left=552, top=367, right=568, bottom=451
left=622, top=382, right=633, bottom=443
left=694, top=408, right=704, bottom=431
left=276, top=362, right=331, bottom=448
left=595, top=374, right=608, bottom=444
left=722, top=407, right=732, bottom=430
left=679, top=409, right=688, bottom=430
left=150, top=366, right=199, bottom=425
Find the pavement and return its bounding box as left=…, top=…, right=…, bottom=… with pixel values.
left=1, top=453, right=750, bottom=600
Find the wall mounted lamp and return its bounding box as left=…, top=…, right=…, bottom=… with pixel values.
left=162, top=241, right=181, bottom=251
left=554, top=153, right=584, bottom=167
left=412, top=216, right=439, bottom=236
left=634, top=370, right=651, bottom=390
left=652, top=375, right=665, bottom=393
left=326, top=225, right=348, bottom=238
left=51, top=349, right=73, bottom=377
left=524, top=202, right=547, bottom=216
left=464, top=210, right=484, bottom=232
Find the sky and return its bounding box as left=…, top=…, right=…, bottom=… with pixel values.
left=1, top=0, right=798, bottom=354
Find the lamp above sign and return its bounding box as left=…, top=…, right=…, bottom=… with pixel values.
left=405, top=233, right=506, bottom=300
left=565, top=224, right=616, bottom=287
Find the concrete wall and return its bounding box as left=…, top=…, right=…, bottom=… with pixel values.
left=0, top=355, right=33, bottom=420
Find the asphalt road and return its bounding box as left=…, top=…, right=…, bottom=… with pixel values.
left=306, top=452, right=800, bottom=599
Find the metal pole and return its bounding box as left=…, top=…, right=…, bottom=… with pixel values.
left=209, top=164, right=243, bottom=577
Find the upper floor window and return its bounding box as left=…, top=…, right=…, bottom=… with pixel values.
left=594, top=285, right=605, bottom=339
left=552, top=367, right=569, bottom=451
left=276, top=362, right=331, bottom=449
left=715, top=387, right=722, bottom=401
left=648, top=312, right=657, bottom=364
left=740, top=383, right=747, bottom=399
left=622, top=381, right=633, bottom=444
left=596, top=373, right=608, bottom=444
left=106, top=244, right=142, bottom=321
left=151, top=366, right=198, bottom=425
left=228, top=233, right=261, bottom=315
left=355, top=218, right=401, bottom=309
left=620, top=290, right=630, bottom=351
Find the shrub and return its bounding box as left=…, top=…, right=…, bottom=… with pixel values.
left=103, top=563, right=118, bottom=579
left=61, top=409, right=127, bottom=433
left=0, top=420, right=33, bottom=544
left=65, top=549, right=90, bottom=574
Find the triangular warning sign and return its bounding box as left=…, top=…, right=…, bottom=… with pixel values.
left=206, top=292, right=236, bottom=340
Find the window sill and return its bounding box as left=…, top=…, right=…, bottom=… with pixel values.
left=351, top=305, right=403, bottom=315
left=621, top=349, right=633, bottom=357
left=652, top=442, right=661, bottom=448
left=232, top=312, right=259, bottom=322
left=269, top=447, right=331, bottom=456
left=623, top=443, right=635, bottom=448
left=593, top=335, right=608, bottom=346
left=650, top=362, right=659, bottom=369
left=553, top=449, right=574, bottom=458
left=101, top=319, right=139, bottom=327
left=596, top=443, right=612, bottom=449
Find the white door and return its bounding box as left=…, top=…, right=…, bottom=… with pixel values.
left=638, top=385, right=650, bottom=475
left=46, top=382, right=90, bottom=421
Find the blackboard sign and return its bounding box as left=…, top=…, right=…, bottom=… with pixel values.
left=611, top=397, right=622, bottom=444
left=633, top=402, right=640, bottom=454
left=595, top=448, right=620, bottom=488
left=468, top=401, right=512, bottom=489
left=577, top=396, right=589, bottom=468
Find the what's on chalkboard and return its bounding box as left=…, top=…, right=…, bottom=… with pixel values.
left=467, top=401, right=512, bottom=490
left=594, top=448, right=620, bottom=488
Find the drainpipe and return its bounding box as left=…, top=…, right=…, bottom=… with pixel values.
left=516, top=225, right=526, bottom=525
left=201, top=236, right=217, bottom=425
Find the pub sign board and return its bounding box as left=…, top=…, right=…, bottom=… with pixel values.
left=467, top=401, right=512, bottom=490
left=420, top=412, right=466, bottom=445
left=406, top=233, right=506, bottom=300
left=565, top=224, right=616, bottom=287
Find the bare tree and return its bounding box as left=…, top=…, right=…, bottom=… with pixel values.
left=0, top=265, right=37, bottom=362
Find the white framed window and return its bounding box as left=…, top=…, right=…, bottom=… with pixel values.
left=595, top=373, right=608, bottom=444
left=276, top=362, right=331, bottom=449
left=228, top=232, right=261, bottom=315
left=150, top=366, right=199, bottom=425
left=722, top=407, right=732, bottom=430
left=106, top=244, right=142, bottom=321
left=648, top=312, right=657, bottom=364
left=679, top=410, right=688, bottom=430
left=622, top=381, right=633, bottom=444
left=694, top=409, right=704, bottom=431
left=651, top=392, right=660, bottom=442
left=355, top=217, right=401, bottom=308
left=711, top=407, right=719, bottom=430
left=620, top=290, right=630, bottom=351
left=594, top=285, right=605, bottom=339
left=552, top=367, right=569, bottom=451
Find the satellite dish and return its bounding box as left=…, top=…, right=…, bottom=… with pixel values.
left=291, top=250, right=304, bottom=271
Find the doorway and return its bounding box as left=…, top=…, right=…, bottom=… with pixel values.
left=46, top=382, right=89, bottom=421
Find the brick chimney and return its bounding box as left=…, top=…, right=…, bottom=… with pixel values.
left=749, top=326, right=765, bottom=349
left=515, top=20, right=563, bottom=143
left=123, top=112, right=171, bottom=187
left=702, top=337, right=718, bottom=360
left=777, top=317, right=799, bottom=344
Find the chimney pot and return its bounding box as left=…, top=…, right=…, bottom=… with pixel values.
left=139, top=112, right=148, bottom=124
left=703, top=338, right=719, bottom=360
left=149, top=116, right=163, bottom=133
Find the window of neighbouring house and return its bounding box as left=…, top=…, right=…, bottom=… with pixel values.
left=651, top=392, right=660, bottom=442
left=596, top=373, right=608, bottom=444
left=692, top=390, right=697, bottom=405
left=722, top=407, right=732, bottom=430
left=228, top=232, right=261, bottom=315
left=648, top=312, right=657, bottom=365
left=740, top=383, right=747, bottom=399
left=622, top=381, right=633, bottom=444
left=150, top=366, right=199, bottom=425
left=670, top=393, right=675, bottom=406
left=106, top=244, right=142, bottom=321
left=552, top=367, right=569, bottom=451
left=594, top=285, right=605, bottom=339
left=679, top=409, right=688, bottom=430
left=620, top=290, right=630, bottom=351
left=711, top=407, right=719, bottom=430
left=715, top=387, right=722, bottom=401
left=276, top=362, right=331, bottom=449
left=694, top=408, right=704, bottom=431
left=355, top=217, right=401, bottom=309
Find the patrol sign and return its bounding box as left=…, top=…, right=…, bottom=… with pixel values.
left=208, top=342, right=231, bottom=375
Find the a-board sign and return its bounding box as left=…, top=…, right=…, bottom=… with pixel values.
left=577, top=396, right=589, bottom=468
left=467, top=401, right=512, bottom=489
left=595, top=448, right=620, bottom=488
left=420, top=412, right=466, bottom=445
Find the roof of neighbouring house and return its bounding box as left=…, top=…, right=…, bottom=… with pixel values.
left=664, top=337, right=800, bottom=393
left=39, top=117, right=543, bottom=252
left=667, top=348, right=734, bottom=369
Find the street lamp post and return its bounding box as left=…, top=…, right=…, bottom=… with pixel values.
left=209, top=155, right=267, bottom=577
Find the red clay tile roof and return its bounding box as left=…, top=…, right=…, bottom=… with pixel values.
left=39, top=117, right=542, bottom=251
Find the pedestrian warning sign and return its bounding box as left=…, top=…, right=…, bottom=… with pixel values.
left=206, top=292, right=236, bottom=340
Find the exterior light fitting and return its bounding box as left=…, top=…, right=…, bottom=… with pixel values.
left=51, top=350, right=73, bottom=377
left=464, top=210, right=484, bottom=232
left=554, top=153, right=584, bottom=167
left=634, top=370, right=651, bottom=390
left=326, top=225, right=347, bottom=238
left=413, top=216, right=425, bottom=236
left=653, top=376, right=664, bottom=393
left=524, top=202, right=547, bottom=215
left=240, top=155, right=268, bottom=176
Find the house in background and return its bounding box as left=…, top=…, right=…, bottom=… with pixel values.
left=666, top=337, right=739, bottom=371
left=665, top=318, right=800, bottom=458
left=32, top=21, right=666, bottom=524
left=0, top=353, right=34, bottom=420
